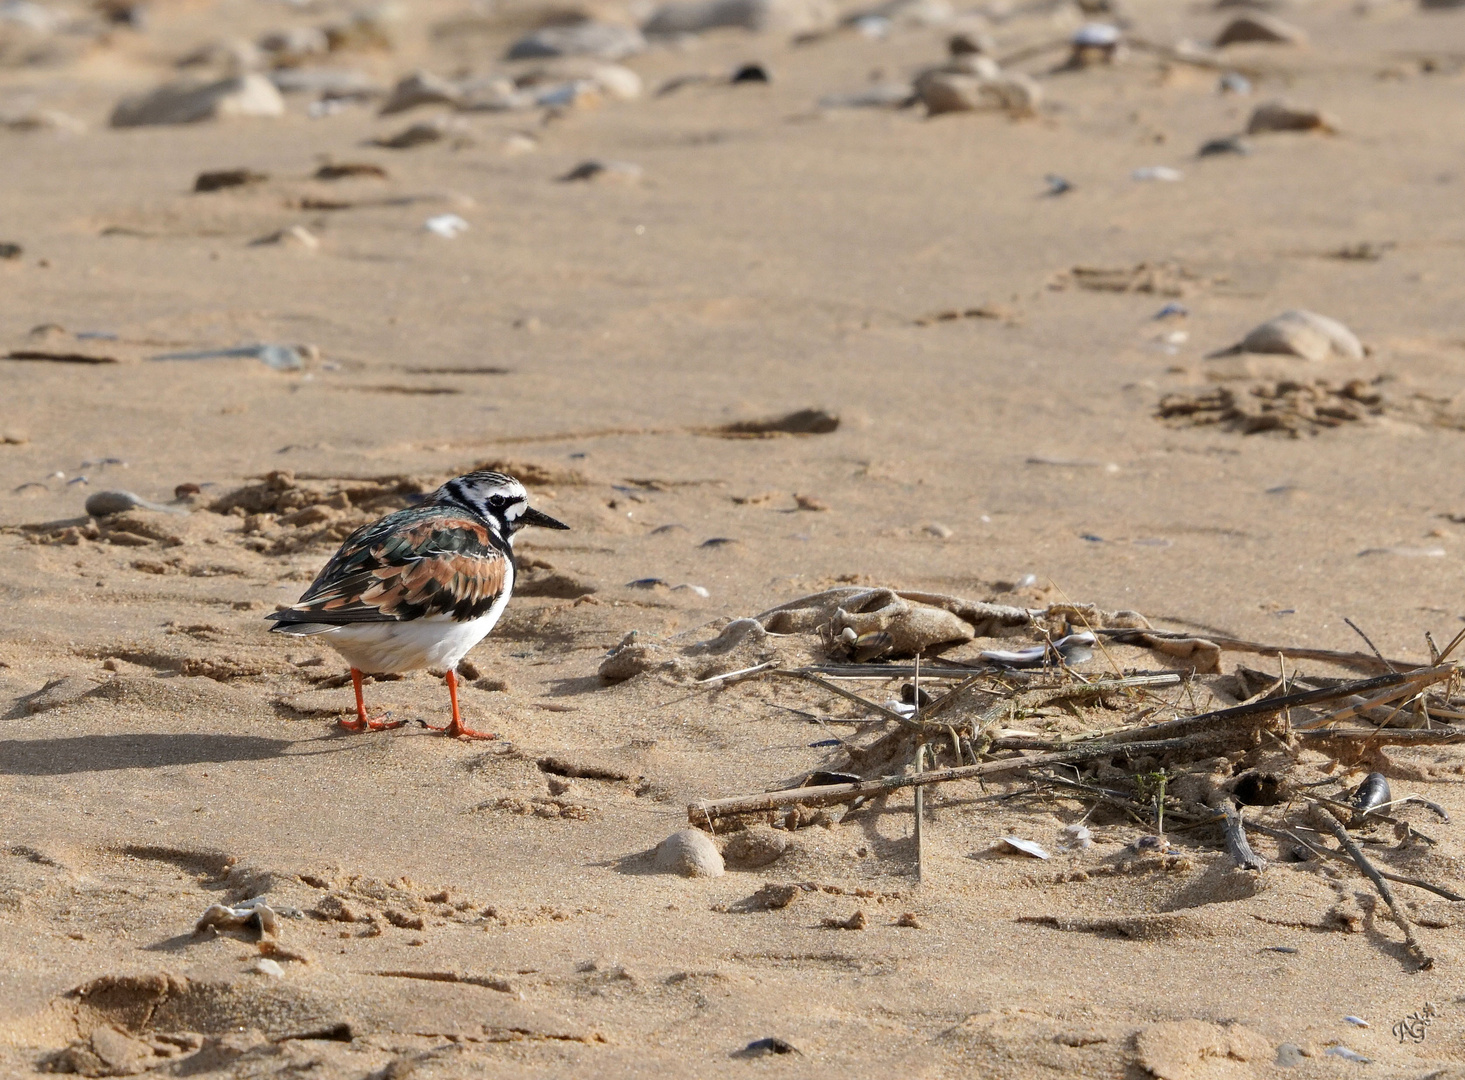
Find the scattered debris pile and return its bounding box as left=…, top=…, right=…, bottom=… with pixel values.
left=624, top=586, right=1465, bottom=971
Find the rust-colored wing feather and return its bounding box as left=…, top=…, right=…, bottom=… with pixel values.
left=267, top=506, right=510, bottom=626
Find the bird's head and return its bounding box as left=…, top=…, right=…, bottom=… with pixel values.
left=436, top=470, right=569, bottom=541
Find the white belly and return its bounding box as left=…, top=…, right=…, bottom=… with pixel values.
left=317, top=571, right=514, bottom=674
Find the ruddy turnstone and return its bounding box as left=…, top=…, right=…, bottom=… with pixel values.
left=266, top=470, right=568, bottom=738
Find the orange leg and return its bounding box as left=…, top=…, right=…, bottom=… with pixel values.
left=428, top=669, right=497, bottom=740
left=339, top=668, right=405, bottom=733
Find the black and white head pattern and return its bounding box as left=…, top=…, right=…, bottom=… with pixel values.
left=437, top=471, right=530, bottom=538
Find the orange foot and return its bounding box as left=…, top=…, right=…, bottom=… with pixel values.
left=425, top=670, right=499, bottom=740
left=339, top=669, right=406, bottom=733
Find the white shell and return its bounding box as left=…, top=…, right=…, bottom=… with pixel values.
left=1236, top=310, right=1363, bottom=362
left=999, top=836, right=1051, bottom=860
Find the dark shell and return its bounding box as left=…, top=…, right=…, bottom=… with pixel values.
left=1350, top=772, right=1391, bottom=814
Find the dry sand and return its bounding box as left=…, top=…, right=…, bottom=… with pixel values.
left=3, top=0, right=1465, bottom=1075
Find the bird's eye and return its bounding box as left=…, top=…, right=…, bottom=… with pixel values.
left=487, top=494, right=507, bottom=508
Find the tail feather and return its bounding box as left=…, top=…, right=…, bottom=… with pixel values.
left=269, top=622, right=337, bottom=636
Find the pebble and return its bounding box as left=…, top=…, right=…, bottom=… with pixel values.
left=1247, top=100, right=1337, bottom=135
left=250, top=958, right=286, bottom=978
left=110, top=74, right=285, bottom=127
left=506, top=21, right=646, bottom=61
left=1218, top=71, right=1252, bottom=95
left=1230, top=309, right=1363, bottom=362
left=1, top=429, right=29, bottom=444
left=269, top=69, right=380, bottom=98
left=251, top=225, right=320, bottom=250
left=425, top=213, right=470, bottom=238
left=1198, top=135, right=1249, bottom=157
left=1132, top=165, right=1183, bottom=182
left=1325, top=1046, right=1368, bottom=1064
left=731, top=63, right=770, bottom=83
left=380, top=70, right=460, bottom=115
left=85, top=490, right=184, bottom=516
left=1044, top=174, right=1073, bottom=196
left=0, top=241, right=21, bottom=258
left=560, top=159, right=643, bottom=183
left=736, top=1037, right=800, bottom=1057
left=372, top=119, right=454, bottom=149
left=195, top=168, right=268, bottom=192
left=1215, top=14, right=1307, bottom=47
left=923, top=522, right=953, bottom=538
left=653, top=828, right=725, bottom=877
left=819, top=84, right=913, bottom=109
left=916, top=71, right=1042, bottom=117
left=1, top=108, right=85, bottom=133
left=643, top=0, right=837, bottom=36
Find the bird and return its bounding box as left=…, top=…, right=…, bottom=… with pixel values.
left=265, top=470, right=568, bottom=738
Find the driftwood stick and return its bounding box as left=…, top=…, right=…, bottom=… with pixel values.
left=776, top=670, right=923, bottom=731
left=1298, top=728, right=1465, bottom=747
left=689, top=737, right=1210, bottom=822
left=1218, top=798, right=1267, bottom=871
left=1095, top=628, right=1419, bottom=673
left=1291, top=669, right=1453, bottom=730
left=1250, top=823, right=1465, bottom=903
left=1311, top=807, right=1435, bottom=970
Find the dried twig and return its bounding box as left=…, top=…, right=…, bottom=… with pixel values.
left=1249, top=823, right=1465, bottom=902
left=689, top=737, right=1222, bottom=823
left=1311, top=807, right=1434, bottom=970
left=1218, top=798, right=1267, bottom=871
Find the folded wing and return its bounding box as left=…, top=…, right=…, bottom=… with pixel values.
left=267, top=508, right=510, bottom=626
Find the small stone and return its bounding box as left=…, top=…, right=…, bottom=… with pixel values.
left=250, top=958, right=285, bottom=978
left=643, top=0, right=836, bottom=34
left=923, top=522, right=954, bottom=538
left=314, top=162, right=388, bottom=181
left=1, top=429, right=29, bottom=444
left=1198, top=135, right=1249, bottom=157
left=372, top=121, right=447, bottom=149
left=0, top=242, right=22, bottom=259
left=723, top=828, right=790, bottom=869
left=896, top=912, right=922, bottom=928
left=560, top=159, right=642, bottom=184
left=1231, top=310, right=1363, bottom=362
left=793, top=493, right=828, bottom=511
left=508, top=21, right=646, bottom=61
left=1247, top=100, right=1337, bottom=135
left=379, top=70, right=461, bottom=115
left=1215, top=14, right=1307, bottom=46
left=251, top=225, right=319, bottom=251
left=822, top=909, right=867, bottom=929
left=731, top=63, right=770, bottom=83
left=653, top=829, right=724, bottom=877
left=916, top=71, right=1041, bottom=117
left=735, top=1037, right=800, bottom=1057
left=195, top=168, right=269, bottom=193
left=110, top=75, right=285, bottom=127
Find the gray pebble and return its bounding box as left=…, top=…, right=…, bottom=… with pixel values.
left=85, top=490, right=182, bottom=516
